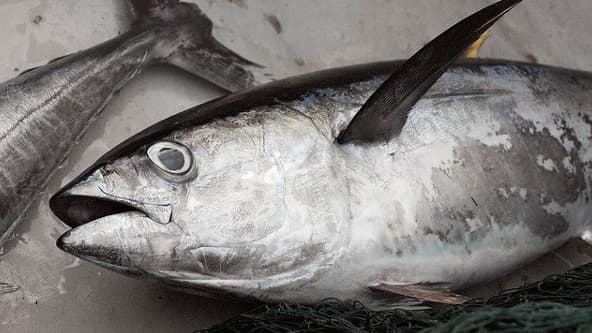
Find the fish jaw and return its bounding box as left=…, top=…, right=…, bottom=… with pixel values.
left=54, top=209, right=270, bottom=301
left=56, top=211, right=184, bottom=274
left=50, top=167, right=181, bottom=276
left=51, top=184, right=325, bottom=301
left=51, top=172, right=186, bottom=278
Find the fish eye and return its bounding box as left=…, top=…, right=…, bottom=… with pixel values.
left=147, top=141, right=193, bottom=175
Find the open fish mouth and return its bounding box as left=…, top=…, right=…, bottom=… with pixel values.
left=50, top=169, right=173, bottom=230
left=50, top=194, right=141, bottom=229
left=50, top=187, right=259, bottom=296
left=51, top=192, right=149, bottom=262
left=49, top=180, right=178, bottom=274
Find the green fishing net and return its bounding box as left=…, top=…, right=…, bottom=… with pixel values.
left=198, top=261, right=592, bottom=332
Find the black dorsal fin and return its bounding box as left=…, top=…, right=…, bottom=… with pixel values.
left=337, top=0, right=522, bottom=144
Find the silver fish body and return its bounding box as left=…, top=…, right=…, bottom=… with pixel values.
left=0, top=30, right=152, bottom=245
left=52, top=59, right=592, bottom=307
left=0, top=1, right=265, bottom=246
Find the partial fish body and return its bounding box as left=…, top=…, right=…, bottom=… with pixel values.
left=51, top=59, right=592, bottom=307
left=0, top=0, right=266, bottom=246
left=50, top=1, right=592, bottom=307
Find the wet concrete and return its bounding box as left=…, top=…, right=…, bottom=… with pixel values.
left=0, top=0, right=591, bottom=332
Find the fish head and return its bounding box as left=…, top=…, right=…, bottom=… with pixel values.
left=50, top=106, right=349, bottom=298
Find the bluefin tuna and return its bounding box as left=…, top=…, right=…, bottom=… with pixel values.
left=0, top=0, right=266, bottom=247
left=51, top=0, right=592, bottom=307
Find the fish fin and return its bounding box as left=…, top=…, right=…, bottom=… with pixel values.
left=18, top=66, right=41, bottom=76
left=46, top=53, right=74, bottom=65
left=0, top=282, right=19, bottom=295
left=365, top=295, right=432, bottom=311
left=128, top=0, right=271, bottom=91
left=369, top=282, right=470, bottom=305
left=18, top=53, right=75, bottom=76
left=465, top=29, right=490, bottom=58
left=337, top=0, right=522, bottom=144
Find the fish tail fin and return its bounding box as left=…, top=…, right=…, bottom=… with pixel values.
left=129, top=0, right=272, bottom=91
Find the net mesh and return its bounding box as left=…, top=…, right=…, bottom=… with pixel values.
left=198, top=261, right=592, bottom=332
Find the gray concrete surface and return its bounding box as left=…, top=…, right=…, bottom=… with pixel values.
left=0, top=0, right=591, bottom=332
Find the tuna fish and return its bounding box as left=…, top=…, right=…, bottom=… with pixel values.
left=51, top=0, right=592, bottom=308
left=0, top=0, right=267, bottom=247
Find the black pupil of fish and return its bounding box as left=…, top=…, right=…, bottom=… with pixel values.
left=157, top=148, right=185, bottom=171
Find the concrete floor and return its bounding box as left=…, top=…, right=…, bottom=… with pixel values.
left=0, top=0, right=591, bottom=332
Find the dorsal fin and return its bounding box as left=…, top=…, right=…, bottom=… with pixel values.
left=465, top=29, right=491, bottom=58
left=337, top=0, right=522, bottom=144
left=18, top=53, right=74, bottom=76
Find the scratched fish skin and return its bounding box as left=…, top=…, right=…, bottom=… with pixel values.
left=51, top=59, right=592, bottom=308
left=0, top=1, right=266, bottom=247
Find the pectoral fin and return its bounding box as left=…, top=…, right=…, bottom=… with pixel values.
left=369, top=283, right=470, bottom=305
left=337, top=0, right=522, bottom=144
